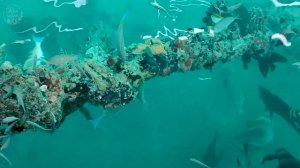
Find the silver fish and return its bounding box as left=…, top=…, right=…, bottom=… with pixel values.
left=214, top=17, right=238, bottom=33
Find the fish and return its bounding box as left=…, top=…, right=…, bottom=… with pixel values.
left=236, top=156, right=251, bottom=168
left=48, top=54, right=78, bottom=65
left=252, top=52, right=287, bottom=78
left=137, top=85, right=146, bottom=104
left=259, top=87, right=300, bottom=134
left=202, top=131, right=223, bottom=168
left=79, top=106, right=106, bottom=129
left=237, top=121, right=272, bottom=168
left=31, top=35, right=45, bottom=63
left=262, top=148, right=300, bottom=168
left=0, top=152, right=12, bottom=167
left=11, top=39, right=31, bottom=44
left=227, top=3, right=242, bottom=12
left=258, top=86, right=291, bottom=121
left=213, top=17, right=238, bottom=33
left=190, top=158, right=210, bottom=168
left=0, top=43, right=6, bottom=49
left=211, top=14, right=224, bottom=24
left=285, top=7, right=300, bottom=18
left=117, top=12, right=129, bottom=64
left=23, top=35, right=47, bottom=71
left=242, top=116, right=274, bottom=147
left=151, top=0, right=176, bottom=21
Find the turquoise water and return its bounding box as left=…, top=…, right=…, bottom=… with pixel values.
left=1, top=0, right=300, bottom=168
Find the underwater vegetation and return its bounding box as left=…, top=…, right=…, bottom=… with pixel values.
left=0, top=0, right=300, bottom=167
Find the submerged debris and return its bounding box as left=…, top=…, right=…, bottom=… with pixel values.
left=0, top=1, right=296, bottom=139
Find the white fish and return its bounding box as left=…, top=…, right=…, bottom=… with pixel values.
left=23, top=35, right=47, bottom=70
left=214, top=17, right=238, bottom=33
left=32, top=35, right=45, bottom=61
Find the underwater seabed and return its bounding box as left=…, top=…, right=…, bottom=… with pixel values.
left=2, top=58, right=300, bottom=168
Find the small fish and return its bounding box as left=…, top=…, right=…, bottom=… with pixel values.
left=4, top=120, right=18, bottom=135
left=202, top=131, right=223, bottom=168
left=117, top=12, right=129, bottom=63
left=48, top=54, right=77, bottom=65
left=198, top=77, right=212, bottom=81
left=25, top=121, right=52, bottom=131
left=190, top=158, right=210, bottom=168
left=0, top=152, right=12, bottom=167
left=213, top=17, right=238, bottom=33
left=32, top=35, right=45, bottom=61
left=285, top=7, right=300, bottom=18
left=0, top=43, right=5, bottom=49
left=227, top=3, right=242, bottom=11
left=0, top=137, right=10, bottom=151
left=211, top=14, right=224, bottom=24
left=23, top=35, right=47, bottom=71
left=236, top=157, right=251, bottom=168
left=151, top=0, right=176, bottom=21
left=11, top=39, right=31, bottom=44
left=137, top=85, right=146, bottom=104
left=292, top=62, right=300, bottom=68
left=2, top=116, right=19, bottom=124
left=79, top=106, right=106, bottom=129
left=236, top=158, right=242, bottom=168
